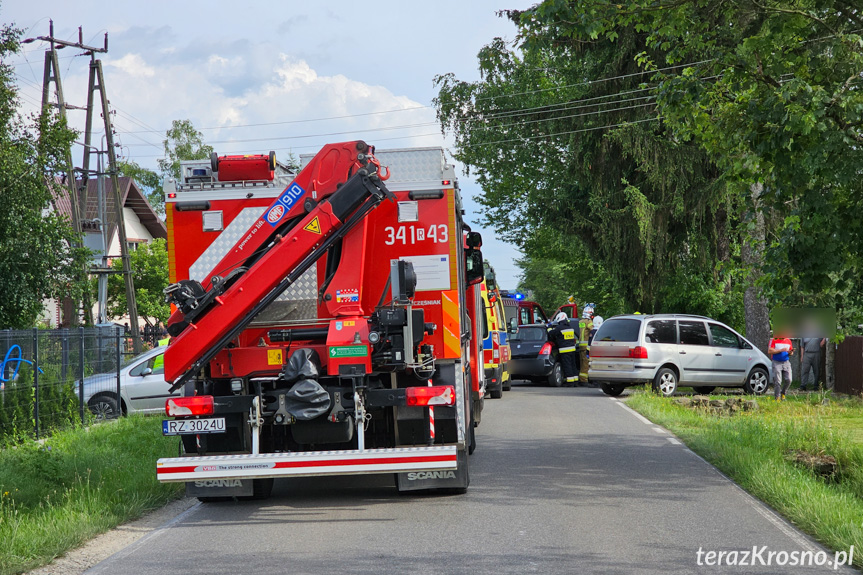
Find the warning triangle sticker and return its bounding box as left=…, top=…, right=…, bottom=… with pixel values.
left=303, top=217, right=321, bottom=235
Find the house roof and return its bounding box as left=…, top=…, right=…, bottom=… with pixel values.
left=52, top=176, right=167, bottom=242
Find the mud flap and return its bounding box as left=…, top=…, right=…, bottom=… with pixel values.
left=395, top=448, right=469, bottom=492
left=185, top=478, right=253, bottom=498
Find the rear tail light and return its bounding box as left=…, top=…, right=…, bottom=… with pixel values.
left=539, top=342, right=553, bottom=356
left=406, top=385, right=455, bottom=407
left=166, top=396, right=214, bottom=416
left=629, top=346, right=648, bottom=359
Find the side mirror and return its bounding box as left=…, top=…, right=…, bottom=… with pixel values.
left=508, top=317, right=518, bottom=334
left=466, top=231, right=482, bottom=249
left=465, top=248, right=484, bottom=286
left=142, top=367, right=153, bottom=376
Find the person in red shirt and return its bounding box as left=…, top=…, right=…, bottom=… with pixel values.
left=768, top=335, right=794, bottom=400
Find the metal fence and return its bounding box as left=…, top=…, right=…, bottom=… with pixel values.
left=0, top=327, right=155, bottom=442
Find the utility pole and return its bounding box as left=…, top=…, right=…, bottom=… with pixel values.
left=36, top=22, right=83, bottom=326
left=93, top=60, right=142, bottom=352
left=27, top=22, right=142, bottom=351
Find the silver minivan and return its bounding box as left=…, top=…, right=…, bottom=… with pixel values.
left=588, top=314, right=771, bottom=397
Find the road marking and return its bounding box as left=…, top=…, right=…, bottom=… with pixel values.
left=86, top=501, right=203, bottom=574
left=682, top=447, right=821, bottom=554
left=652, top=426, right=666, bottom=434
left=667, top=437, right=681, bottom=445
left=612, top=399, right=825, bottom=555
left=611, top=398, right=653, bottom=425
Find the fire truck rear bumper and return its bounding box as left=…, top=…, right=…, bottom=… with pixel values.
left=156, top=445, right=458, bottom=483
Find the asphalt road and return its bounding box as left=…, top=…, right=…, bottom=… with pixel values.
left=88, top=384, right=856, bottom=574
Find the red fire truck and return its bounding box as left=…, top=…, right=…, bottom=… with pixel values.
left=156, top=142, right=486, bottom=498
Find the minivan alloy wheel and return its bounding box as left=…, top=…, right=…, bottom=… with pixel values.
left=653, top=368, right=678, bottom=397
left=744, top=367, right=769, bottom=395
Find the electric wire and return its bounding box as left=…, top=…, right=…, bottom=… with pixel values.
left=462, top=117, right=663, bottom=149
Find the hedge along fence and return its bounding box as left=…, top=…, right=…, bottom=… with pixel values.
left=0, top=327, right=131, bottom=442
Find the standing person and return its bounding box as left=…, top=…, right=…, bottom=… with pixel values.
left=548, top=316, right=578, bottom=386
left=800, top=337, right=826, bottom=392
left=768, top=333, right=794, bottom=400
left=578, top=306, right=594, bottom=386
left=589, top=315, right=603, bottom=346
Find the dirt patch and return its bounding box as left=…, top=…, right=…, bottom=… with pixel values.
left=786, top=449, right=838, bottom=478
left=26, top=498, right=198, bottom=575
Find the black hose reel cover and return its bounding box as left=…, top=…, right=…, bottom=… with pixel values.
left=281, top=348, right=321, bottom=383
left=281, top=379, right=331, bottom=421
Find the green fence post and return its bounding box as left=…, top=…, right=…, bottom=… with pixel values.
left=79, top=327, right=85, bottom=425
left=116, top=328, right=122, bottom=417
left=33, top=328, right=39, bottom=439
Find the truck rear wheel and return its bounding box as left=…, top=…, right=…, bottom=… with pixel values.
left=250, top=478, right=274, bottom=500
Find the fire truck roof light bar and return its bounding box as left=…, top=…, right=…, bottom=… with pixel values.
left=408, top=190, right=444, bottom=200
left=155, top=445, right=458, bottom=482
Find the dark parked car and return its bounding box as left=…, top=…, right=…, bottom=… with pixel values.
left=506, top=324, right=564, bottom=387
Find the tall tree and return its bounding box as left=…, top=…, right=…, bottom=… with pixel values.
left=546, top=0, right=863, bottom=332
left=158, top=119, right=214, bottom=182
left=106, top=238, right=169, bottom=326
left=434, top=11, right=741, bottom=325
left=117, top=159, right=162, bottom=216
left=0, top=19, right=90, bottom=328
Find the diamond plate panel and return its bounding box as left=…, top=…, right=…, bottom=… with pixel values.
left=275, top=267, right=318, bottom=303
left=189, top=207, right=319, bottom=322
left=190, top=208, right=264, bottom=283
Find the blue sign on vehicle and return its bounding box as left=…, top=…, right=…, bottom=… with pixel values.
left=279, top=183, right=306, bottom=210
left=264, top=183, right=307, bottom=228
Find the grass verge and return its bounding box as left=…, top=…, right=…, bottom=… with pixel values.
left=0, top=416, right=183, bottom=575
left=627, top=390, right=863, bottom=568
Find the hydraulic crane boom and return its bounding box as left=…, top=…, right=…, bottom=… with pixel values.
left=163, top=142, right=392, bottom=391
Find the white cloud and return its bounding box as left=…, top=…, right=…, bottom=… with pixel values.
left=104, top=53, right=156, bottom=78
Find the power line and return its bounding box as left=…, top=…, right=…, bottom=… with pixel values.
left=470, top=101, right=658, bottom=133
left=114, top=59, right=714, bottom=136
left=120, top=120, right=440, bottom=147
left=471, top=86, right=658, bottom=121
left=462, top=117, right=662, bottom=148
left=120, top=105, right=433, bottom=134
left=469, top=60, right=715, bottom=103
left=126, top=131, right=446, bottom=158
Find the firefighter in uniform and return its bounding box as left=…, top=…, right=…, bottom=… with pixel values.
left=152, top=334, right=170, bottom=372
left=548, top=313, right=578, bottom=386
left=578, top=306, right=594, bottom=386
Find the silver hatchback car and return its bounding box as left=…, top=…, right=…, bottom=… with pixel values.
left=588, top=314, right=772, bottom=397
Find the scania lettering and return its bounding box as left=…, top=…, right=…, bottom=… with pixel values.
left=407, top=471, right=457, bottom=481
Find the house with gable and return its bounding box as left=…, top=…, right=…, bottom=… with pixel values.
left=45, top=176, right=166, bottom=327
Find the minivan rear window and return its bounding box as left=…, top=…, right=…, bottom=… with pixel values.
left=595, top=319, right=640, bottom=342
left=515, top=326, right=547, bottom=342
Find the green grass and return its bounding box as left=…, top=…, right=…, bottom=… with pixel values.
left=0, top=416, right=184, bottom=575
left=627, top=390, right=863, bottom=567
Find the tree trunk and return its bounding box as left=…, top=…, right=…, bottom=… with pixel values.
left=742, top=184, right=770, bottom=353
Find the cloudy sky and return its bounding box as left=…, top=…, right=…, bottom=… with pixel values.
left=4, top=0, right=535, bottom=289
